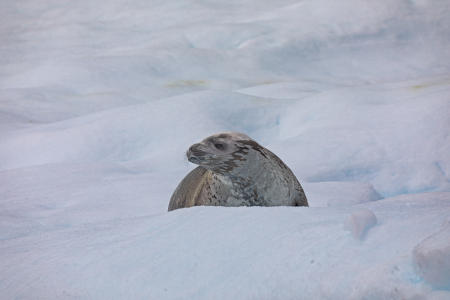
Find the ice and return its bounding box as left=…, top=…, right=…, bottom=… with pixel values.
left=413, top=220, right=450, bottom=289
left=1, top=0, right=450, bottom=299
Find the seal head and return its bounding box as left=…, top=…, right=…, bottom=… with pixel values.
left=186, top=132, right=252, bottom=175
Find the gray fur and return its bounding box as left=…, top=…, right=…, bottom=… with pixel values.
left=168, top=132, right=308, bottom=211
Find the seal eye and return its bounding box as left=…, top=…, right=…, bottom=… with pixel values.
left=214, top=143, right=225, bottom=150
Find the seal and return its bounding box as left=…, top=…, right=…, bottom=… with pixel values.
left=168, top=132, right=308, bottom=211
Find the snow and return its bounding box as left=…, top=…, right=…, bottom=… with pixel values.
left=413, top=220, right=450, bottom=289
left=344, top=208, right=377, bottom=240
left=1, top=0, right=450, bottom=299
left=305, top=181, right=382, bottom=207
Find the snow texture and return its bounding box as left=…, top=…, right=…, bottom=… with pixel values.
left=305, top=181, right=382, bottom=207
left=413, top=220, right=450, bottom=289
left=344, top=208, right=378, bottom=240
left=1, top=0, right=450, bottom=299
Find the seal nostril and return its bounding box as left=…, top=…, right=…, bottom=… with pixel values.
left=189, top=143, right=205, bottom=156
left=186, top=144, right=204, bottom=163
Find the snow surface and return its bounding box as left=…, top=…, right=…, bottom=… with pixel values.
left=344, top=208, right=377, bottom=240
left=1, top=0, right=450, bottom=299
left=413, top=220, right=450, bottom=289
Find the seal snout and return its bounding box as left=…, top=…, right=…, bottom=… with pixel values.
left=187, top=143, right=208, bottom=164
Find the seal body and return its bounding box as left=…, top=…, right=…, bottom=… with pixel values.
left=168, top=132, right=308, bottom=211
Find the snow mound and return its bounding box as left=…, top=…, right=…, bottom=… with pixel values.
left=0, top=91, right=284, bottom=171
left=413, top=220, right=450, bottom=289
left=344, top=208, right=378, bottom=240
left=271, top=80, right=450, bottom=197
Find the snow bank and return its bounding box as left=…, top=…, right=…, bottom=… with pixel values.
left=1, top=193, right=449, bottom=299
